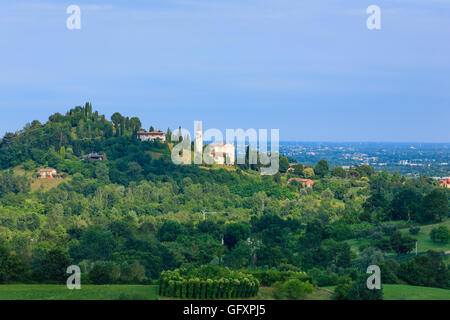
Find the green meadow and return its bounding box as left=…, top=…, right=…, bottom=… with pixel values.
left=0, top=285, right=159, bottom=300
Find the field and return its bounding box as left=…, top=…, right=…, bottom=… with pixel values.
left=0, top=284, right=448, bottom=300
left=398, top=220, right=450, bottom=253
left=346, top=219, right=450, bottom=255
left=325, top=284, right=450, bottom=300
left=0, top=285, right=159, bottom=300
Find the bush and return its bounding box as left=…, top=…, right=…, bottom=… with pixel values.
left=308, top=268, right=340, bottom=287
left=409, top=226, right=420, bottom=235
left=381, top=222, right=398, bottom=236
left=250, top=270, right=310, bottom=287
left=334, top=275, right=383, bottom=300
left=89, top=263, right=112, bottom=284
left=273, top=279, right=313, bottom=300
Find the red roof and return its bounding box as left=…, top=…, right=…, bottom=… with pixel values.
left=137, top=130, right=164, bottom=136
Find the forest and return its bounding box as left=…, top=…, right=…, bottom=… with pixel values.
left=0, top=103, right=449, bottom=300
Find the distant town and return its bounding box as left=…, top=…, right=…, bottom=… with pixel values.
left=280, top=141, right=450, bottom=178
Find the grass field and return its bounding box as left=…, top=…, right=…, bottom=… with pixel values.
left=1, top=284, right=447, bottom=300
left=398, top=220, right=450, bottom=253
left=0, top=285, right=159, bottom=300
left=346, top=219, right=450, bottom=255
left=324, top=284, right=450, bottom=300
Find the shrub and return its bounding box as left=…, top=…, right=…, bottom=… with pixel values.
left=273, top=279, right=313, bottom=300
left=250, top=270, right=310, bottom=286
left=409, top=226, right=420, bottom=235
left=381, top=222, right=398, bottom=236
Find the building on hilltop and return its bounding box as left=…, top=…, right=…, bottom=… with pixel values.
left=440, top=178, right=450, bottom=188
left=286, top=178, right=314, bottom=188
left=207, top=142, right=235, bottom=165
left=38, top=168, right=58, bottom=179
left=137, top=130, right=166, bottom=142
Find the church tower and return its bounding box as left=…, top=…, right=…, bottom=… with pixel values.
left=194, top=121, right=203, bottom=164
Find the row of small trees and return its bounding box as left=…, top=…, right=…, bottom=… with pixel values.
left=159, top=268, right=259, bottom=299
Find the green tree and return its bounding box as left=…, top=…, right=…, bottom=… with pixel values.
left=224, top=223, right=251, bottom=251
left=303, top=167, right=314, bottom=178
left=314, top=160, right=329, bottom=178
left=279, top=156, right=290, bottom=174
left=331, top=166, right=346, bottom=178
left=390, top=232, right=416, bottom=255
left=40, top=248, right=72, bottom=283
left=430, top=226, right=450, bottom=244
left=421, top=189, right=448, bottom=222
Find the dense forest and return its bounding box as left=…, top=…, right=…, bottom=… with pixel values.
left=0, top=103, right=449, bottom=300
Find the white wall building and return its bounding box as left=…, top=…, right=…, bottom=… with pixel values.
left=137, top=130, right=166, bottom=142
left=208, top=142, right=235, bottom=165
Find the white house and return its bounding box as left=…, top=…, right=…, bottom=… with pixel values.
left=137, top=130, right=166, bottom=142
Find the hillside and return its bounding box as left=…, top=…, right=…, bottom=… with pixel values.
left=0, top=103, right=449, bottom=300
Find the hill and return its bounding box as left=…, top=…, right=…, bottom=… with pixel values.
left=0, top=103, right=448, bottom=300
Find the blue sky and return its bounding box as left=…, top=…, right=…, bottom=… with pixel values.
left=0, top=0, right=449, bottom=142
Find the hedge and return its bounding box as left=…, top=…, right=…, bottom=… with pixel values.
left=159, top=266, right=259, bottom=299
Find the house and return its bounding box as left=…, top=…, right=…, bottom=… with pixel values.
left=207, top=142, right=235, bottom=165
left=82, top=153, right=107, bottom=161
left=440, top=178, right=450, bottom=188
left=287, top=178, right=314, bottom=188
left=38, top=168, right=57, bottom=179
left=137, top=130, right=166, bottom=142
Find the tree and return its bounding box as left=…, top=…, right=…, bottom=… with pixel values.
left=111, top=112, right=123, bottom=137
left=89, top=263, right=112, bottom=284
left=40, top=248, right=72, bottom=283
left=224, top=223, right=251, bottom=251
left=346, top=275, right=383, bottom=300
left=353, top=247, right=384, bottom=271
left=331, top=166, right=346, bottom=178
left=398, top=251, right=450, bottom=289
left=430, top=226, right=450, bottom=244
left=314, top=160, right=329, bottom=178
left=389, top=232, right=416, bottom=255
left=303, top=167, right=314, bottom=178
left=129, top=117, right=142, bottom=135
left=390, top=188, right=422, bottom=221
left=292, top=163, right=303, bottom=176
left=279, top=156, right=290, bottom=174
left=421, top=189, right=448, bottom=222
left=158, top=221, right=186, bottom=242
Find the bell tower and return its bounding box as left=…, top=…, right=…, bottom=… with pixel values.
left=194, top=121, right=203, bottom=164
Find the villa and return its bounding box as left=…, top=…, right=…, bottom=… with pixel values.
left=137, top=130, right=166, bottom=142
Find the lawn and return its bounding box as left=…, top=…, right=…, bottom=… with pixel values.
left=324, top=284, right=450, bottom=300
left=0, top=284, right=159, bottom=300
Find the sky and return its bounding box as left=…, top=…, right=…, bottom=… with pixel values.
left=0, top=0, right=449, bottom=142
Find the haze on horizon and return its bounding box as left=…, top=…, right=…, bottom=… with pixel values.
left=0, top=0, right=449, bottom=142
